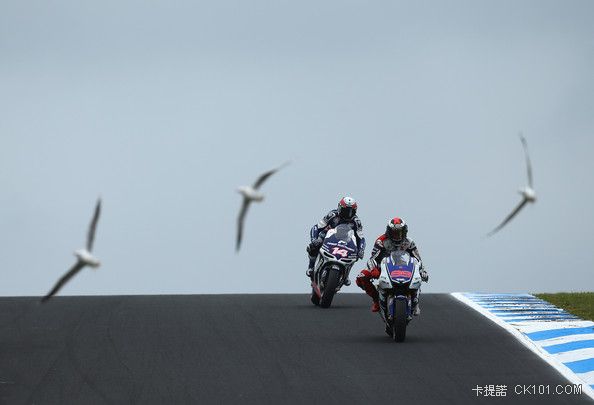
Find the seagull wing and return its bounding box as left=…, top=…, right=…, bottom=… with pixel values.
left=41, top=261, right=86, bottom=302
left=86, top=198, right=102, bottom=252
left=519, top=133, right=533, bottom=188
left=487, top=198, right=529, bottom=237
left=236, top=198, right=251, bottom=252
left=252, top=161, right=290, bottom=190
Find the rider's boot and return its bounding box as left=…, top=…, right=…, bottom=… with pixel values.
left=343, top=267, right=351, bottom=286
left=356, top=272, right=379, bottom=311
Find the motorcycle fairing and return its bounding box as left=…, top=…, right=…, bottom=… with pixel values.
left=387, top=254, right=415, bottom=283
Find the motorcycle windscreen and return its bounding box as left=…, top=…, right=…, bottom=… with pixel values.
left=387, top=251, right=414, bottom=283
left=322, top=224, right=358, bottom=259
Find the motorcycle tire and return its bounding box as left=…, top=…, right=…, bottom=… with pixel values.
left=392, top=299, right=408, bottom=342
left=320, top=268, right=341, bottom=308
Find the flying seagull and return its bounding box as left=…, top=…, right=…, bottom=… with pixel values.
left=41, top=198, right=102, bottom=302
left=487, top=134, right=536, bottom=236
left=236, top=162, right=290, bottom=252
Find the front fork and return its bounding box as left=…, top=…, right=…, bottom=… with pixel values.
left=312, top=264, right=338, bottom=296
left=379, top=293, right=412, bottom=322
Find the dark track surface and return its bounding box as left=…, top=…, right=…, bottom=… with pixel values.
left=1, top=294, right=591, bottom=404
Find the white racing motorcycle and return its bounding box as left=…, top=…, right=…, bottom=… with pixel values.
left=310, top=223, right=359, bottom=308
left=374, top=250, right=423, bottom=342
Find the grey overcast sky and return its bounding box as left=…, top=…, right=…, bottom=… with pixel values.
left=1, top=0, right=593, bottom=296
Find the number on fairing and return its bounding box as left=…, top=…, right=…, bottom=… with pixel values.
left=332, top=248, right=348, bottom=257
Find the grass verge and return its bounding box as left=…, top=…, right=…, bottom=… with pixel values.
left=535, top=292, right=594, bottom=321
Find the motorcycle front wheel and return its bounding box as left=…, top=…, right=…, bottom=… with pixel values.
left=392, top=299, right=408, bottom=342
left=320, top=268, right=341, bottom=308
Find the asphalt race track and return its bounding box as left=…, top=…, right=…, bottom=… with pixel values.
left=1, top=294, right=591, bottom=404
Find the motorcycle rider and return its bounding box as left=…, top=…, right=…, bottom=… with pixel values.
left=306, top=196, right=366, bottom=286
left=356, top=217, right=428, bottom=313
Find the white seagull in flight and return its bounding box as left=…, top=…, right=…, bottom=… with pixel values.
left=42, top=198, right=102, bottom=302
left=487, top=134, right=536, bottom=236
left=236, top=162, right=290, bottom=252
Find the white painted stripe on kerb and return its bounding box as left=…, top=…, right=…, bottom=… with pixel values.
left=467, top=294, right=536, bottom=297
left=576, top=370, right=594, bottom=385
left=451, top=293, right=594, bottom=401
left=483, top=305, right=559, bottom=309
left=515, top=320, right=594, bottom=335
left=496, top=312, right=569, bottom=317
left=471, top=301, right=542, bottom=305
left=553, top=348, right=594, bottom=364
left=538, top=334, right=594, bottom=348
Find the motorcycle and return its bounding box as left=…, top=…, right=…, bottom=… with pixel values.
left=310, top=223, right=359, bottom=308
left=374, top=250, right=423, bottom=342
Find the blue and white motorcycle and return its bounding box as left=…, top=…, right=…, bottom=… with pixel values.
left=310, top=223, right=359, bottom=308
left=374, top=250, right=423, bottom=342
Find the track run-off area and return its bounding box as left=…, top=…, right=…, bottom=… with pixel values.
left=1, top=294, right=592, bottom=404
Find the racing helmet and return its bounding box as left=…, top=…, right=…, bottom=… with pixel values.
left=337, top=196, right=358, bottom=220
left=386, top=217, right=408, bottom=242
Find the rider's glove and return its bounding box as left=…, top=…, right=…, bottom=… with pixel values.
left=420, top=269, right=429, bottom=282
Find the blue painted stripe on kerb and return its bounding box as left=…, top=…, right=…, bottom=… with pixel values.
left=544, top=340, right=594, bottom=354
left=563, top=358, right=594, bottom=374
left=526, top=327, right=594, bottom=341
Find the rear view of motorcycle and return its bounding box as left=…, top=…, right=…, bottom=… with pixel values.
left=310, top=224, right=359, bottom=308
left=374, top=250, right=423, bottom=342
